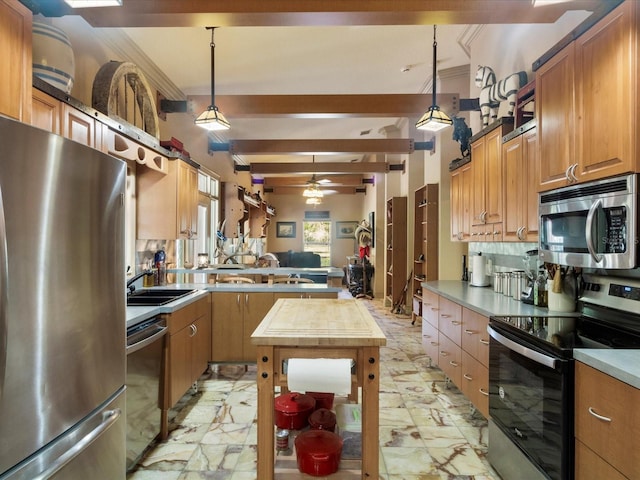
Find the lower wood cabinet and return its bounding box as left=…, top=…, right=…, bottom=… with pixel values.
left=421, top=320, right=439, bottom=366
left=575, top=361, right=640, bottom=479
left=460, top=350, right=489, bottom=418
left=438, top=333, right=462, bottom=387
left=211, top=291, right=274, bottom=363
left=274, top=292, right=338, bottom=299
left=161, top=294, right=212, bottom=438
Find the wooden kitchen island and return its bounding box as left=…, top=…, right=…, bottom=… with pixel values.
left=251, top=298, right=387, bottom=479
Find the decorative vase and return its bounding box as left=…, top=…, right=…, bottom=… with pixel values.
left=32, top=22, right=75, bottom=94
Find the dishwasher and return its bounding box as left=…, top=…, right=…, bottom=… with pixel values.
left=126, top=316, right=168, bottom=471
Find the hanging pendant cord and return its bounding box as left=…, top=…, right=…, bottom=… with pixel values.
left=431, top=25, right=438, bottom=107
left=207, top=26, right=217, bottom=107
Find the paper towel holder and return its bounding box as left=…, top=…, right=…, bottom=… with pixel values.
left=282, top=358, right=356, bottom=375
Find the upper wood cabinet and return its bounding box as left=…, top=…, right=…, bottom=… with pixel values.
left=137, top=159, right=199, bottom=240
left=537, top=1, right=640, bottom=191
left=450, top=163, right=472, bottom=242
left=0, top=0, right=31, bottom=123
left=31, top=87, right=61, bottom=134
left=503, top=126, right=539, bottom=242
left=469, top=119, right=513, bottom=241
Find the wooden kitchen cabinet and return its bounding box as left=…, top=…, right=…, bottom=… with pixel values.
left=31, top=87, right=61, bottom=134
left=538, top=1, right=640, bottom=191
left=438, top=297, right=462, bottom=346
left=137, top=159, right=199, bottom=240
left=211, top=291, right=274, bottom=363
left=274, top=292, right=338, bottom=300
left=469, top=119, right=513, bottom=241
left=450, top=162, right=472, bottom=242
left=162, top=295, right=212, bottom=437
left=0, top=0, right=31, bottom=123
left=460, top=308, right=489, bottom=418
left=502, top=126, right=539, bottom=241
left=438, top=298, right=463, bottom=387
left=575, top=361, right=640, bottom=479
left=421, top=320, right=439, bottom=368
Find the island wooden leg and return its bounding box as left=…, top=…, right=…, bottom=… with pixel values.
left=360, top=346, right=380, bottom=479
left=256, top=345, right=275, bottom=480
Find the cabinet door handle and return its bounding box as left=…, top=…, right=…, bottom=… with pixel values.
left=463, top=373, right=473, bottom=381
left=189, top=324, right=197, bottom=337
left=449, top=360, right=459, bottom=367
left=245, top=293, right=249, bottom=306
left=588, top=407, right=612, bottom=422
left=480, top=339, right=489, bottom=345
left=565, top=164, right=572, bottom=182
left=423, top=334, right=431, bottom=338
left=430, top=341, right=438, bottom=346
left=451, top=320, right=461, bottom=326
left=479, top=388, right=489, bottom=397
left=441, top=314, right=451, bottom=318
left=439, top=351, right=449, bottom=357
left=236, top=294, right=240, bottom=306
left=570, top=163, right=579, bottom=182
left=464, top=329, right=476, bottom=335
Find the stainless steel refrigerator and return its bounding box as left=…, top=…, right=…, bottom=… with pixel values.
left=0, top=116, right=127, bottom=479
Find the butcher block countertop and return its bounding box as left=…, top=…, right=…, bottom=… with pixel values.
left=251, top=298, right=387, bottom=347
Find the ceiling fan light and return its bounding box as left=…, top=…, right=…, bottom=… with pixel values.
left=416, top=105, right=453, bottom=132
left=195, top=105, right=230, bottom=131
left=306, top=197, right=322, bottom=205
left=64, top=0, right=122, bottom=6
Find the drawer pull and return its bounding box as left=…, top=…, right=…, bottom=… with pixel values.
left=441, top=314, right=451, bottom=318
left=479, top=388, right=489, bottom=397
left=423, top=334, right=431, bottom=338
left=451, top=321, right=461, bottom=326
left=588, top=407, right=612, bottom=423
left=449, top=361, right=459, bottom=367
left=464, top=329, right=476, bottom=335
left=440, top=351, right=449, bottom=357
left=463, top=373, right=473, bottom=381
left=480, top=339, right=489, bottom=345
left=430, top=341, right=438, bottom=346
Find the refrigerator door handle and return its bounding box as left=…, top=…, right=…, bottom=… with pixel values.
left=0, top=184, right=7, bottom=402
left=32, top=408, right=122, bottom=480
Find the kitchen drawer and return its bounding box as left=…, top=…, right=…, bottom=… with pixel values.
left=461, top=351, right=489, bottom=419
left=461, top=307, right=489, bottom=367
left=575, top=439, right=627, bottom=480
left=438, top=333, right=461, bottom=387
left=168, top=295, right=210, bottom=334
left=421, top=320, right=439, bottom=367
left=575, top=362, right=640, bottom=479
left=438, top=297, right=462, bottom=346
left=421, top=290, right=439, bottom=327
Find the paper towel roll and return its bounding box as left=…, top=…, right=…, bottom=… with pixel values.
left=287, top=358, right=352, bottom=395
left=470, top=255, right=488, bottom=286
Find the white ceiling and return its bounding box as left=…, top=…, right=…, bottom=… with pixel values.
left=44, top=0, right=606, bottom=183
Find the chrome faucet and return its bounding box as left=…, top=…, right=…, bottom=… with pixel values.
left=127, top=271, right=154, bottom=294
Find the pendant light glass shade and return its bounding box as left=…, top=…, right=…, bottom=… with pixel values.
left=196, top=27, right=230, bottom=131
left=302, top=157, right=324, bottom=199
left=416, top=25, right=452, bottom=132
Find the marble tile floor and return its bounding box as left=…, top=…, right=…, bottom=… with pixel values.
left=127, top=296, right=501, bottom=480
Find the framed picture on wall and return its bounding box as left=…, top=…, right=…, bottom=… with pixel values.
left=336, top=221, right=358, bottom=239
left=276, top=221, right=296, bottom=238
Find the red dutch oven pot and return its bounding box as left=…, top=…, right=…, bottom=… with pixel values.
left=274, top=392, right=316, bottom=430
left=295, top=429, right=343, bottom=476
left=308, top=408, right=337, bottom=432
left=307, top=391, right=335, bottom=410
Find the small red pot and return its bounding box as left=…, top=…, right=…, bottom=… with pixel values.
left=308, top=408, right=337, bottom=432
left=274, top=392, right=315, bottom=430
left=307, top=391, right=335, bottom=410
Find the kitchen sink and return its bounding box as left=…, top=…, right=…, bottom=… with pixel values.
left=127, top=289, right=194, bottom=306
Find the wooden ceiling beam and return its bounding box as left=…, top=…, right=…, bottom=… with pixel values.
left=230, top=139, right=413, bottom=156
left=264, top=186, right=365, bottom=195
left=54, top=0, right=607, bottom=27
left=187, top=94, right=460, bottom=118
left=251, top=162, right=390, bottom=174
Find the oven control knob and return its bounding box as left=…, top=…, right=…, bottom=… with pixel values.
left=498, top=386, right=505, bottom=399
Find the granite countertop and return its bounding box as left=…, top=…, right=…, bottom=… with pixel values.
left=421, top=280, right=574, bottom=318
left=574, top=350, right=640, bottom=390
left=126, top=282, right=342, bottom=328
left=168, top=266, right=344, bottom=277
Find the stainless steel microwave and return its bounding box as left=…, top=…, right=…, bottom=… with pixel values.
left=539, top=173, right=638, bottom=269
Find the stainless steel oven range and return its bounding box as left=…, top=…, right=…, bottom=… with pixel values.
left=488, top=274, right=640, bottom=480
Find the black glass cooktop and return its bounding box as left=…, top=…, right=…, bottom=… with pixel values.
left=490, top=309, right=640, bottom=356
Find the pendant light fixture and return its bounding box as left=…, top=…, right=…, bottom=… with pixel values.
left=416, top=25, right=453, bottom=132
left=195, top=27, right=230, bottom=131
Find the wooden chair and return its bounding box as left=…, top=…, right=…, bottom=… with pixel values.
left=220, top=276, right=255, bottom=284
left=272, top=277, right=314, bottom=284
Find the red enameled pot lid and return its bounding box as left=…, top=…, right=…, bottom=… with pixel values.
left=274, top=392, right=316, bottom=413
left=295, top=429, right=343, bottom=454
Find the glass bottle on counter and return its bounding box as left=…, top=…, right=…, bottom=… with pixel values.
left=534, top=270, right=547, bottom=307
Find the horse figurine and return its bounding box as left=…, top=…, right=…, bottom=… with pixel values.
left=474, top=65, right=527, bottom=127
left=452, top=116, right=472, bottom=158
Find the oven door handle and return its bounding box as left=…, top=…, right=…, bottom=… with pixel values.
left=585, top=198, right=604, bottom=264
left=487, top=325, right=558, bottom=369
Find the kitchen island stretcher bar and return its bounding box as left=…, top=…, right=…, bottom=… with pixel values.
left=251, top=298, right=387, bottom=480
